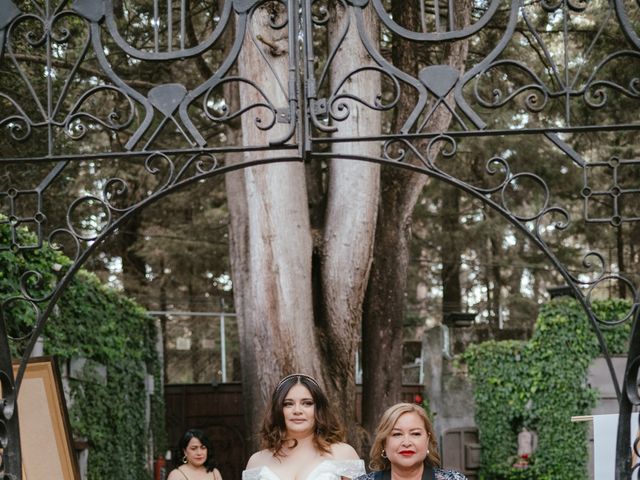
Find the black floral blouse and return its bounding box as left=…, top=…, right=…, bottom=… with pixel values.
left=356, top=468, right=468, bottom=480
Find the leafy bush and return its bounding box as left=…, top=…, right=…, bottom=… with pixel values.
left=460, top=297, right=631, bottom=480
left=1, top=225, right=166, bottom=479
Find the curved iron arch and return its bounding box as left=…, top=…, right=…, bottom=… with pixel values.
left=1, top=0, right=639, bottom=478
left=2, top=146, right=638, bottom=477
left=0, top=150, right=303, bottom=477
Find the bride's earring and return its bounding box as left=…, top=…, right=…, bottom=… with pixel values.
left=381, top=449, right=387, bottom=459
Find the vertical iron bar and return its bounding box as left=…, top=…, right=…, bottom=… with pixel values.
left=616, top=305, right=640, bottom=478
left=289, top=0, right=301, bottom=154
left=448, top=0, right=454, bottom=32
left=0, top=307, right=22, bottom=480
left=302, top=0, right=314, bottom=158
left=180, top=0, right=186, bottom=50
left=46, top=0, right=53, bottom=156
left=420, top=0, right=427, bottom=33
left=563, top=1, right=570, bottom=125
left=167, top=0, right=173, bottom=52
left=220, top=313, right=226, bottom=383
left=434, top=0, right=441, bottom=32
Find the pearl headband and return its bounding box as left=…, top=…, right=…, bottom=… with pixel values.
left=275, top=373, right=321, bottom=393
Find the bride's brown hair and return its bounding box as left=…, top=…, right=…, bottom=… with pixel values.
left=260, top=374, right=345, bottom=457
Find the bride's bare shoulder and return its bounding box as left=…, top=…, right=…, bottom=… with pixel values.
left=328, top=442, right=359, bottom=460
left=246, top=449, right=274, bottom=469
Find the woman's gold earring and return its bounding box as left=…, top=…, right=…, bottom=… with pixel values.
left=381, top=450, right=387, bottom=459
left=183, top=455, right=187, bottom=464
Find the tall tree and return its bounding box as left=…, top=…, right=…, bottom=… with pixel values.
left=362, top=0, right=472, bottom=437
left=227, top=1, right=380, bottom=449
left=224, top=0, right=477, bottom=449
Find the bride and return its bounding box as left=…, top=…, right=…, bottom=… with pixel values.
left=243, top=374, right=365, bottom=480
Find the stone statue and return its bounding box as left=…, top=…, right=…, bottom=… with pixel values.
left=517, top=428, right=537, bottom=457
left=513, top=429, right=537, bottom=468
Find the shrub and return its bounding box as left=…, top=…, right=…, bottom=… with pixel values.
left=460, top=297, right=630, bottom=479
left=1, top=225, right=166, bottom=479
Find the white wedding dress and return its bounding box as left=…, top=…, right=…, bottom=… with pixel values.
left=243, top=459, right=366, bottom=480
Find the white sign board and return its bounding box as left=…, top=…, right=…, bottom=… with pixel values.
left=593, top=413, right=639, bottom=480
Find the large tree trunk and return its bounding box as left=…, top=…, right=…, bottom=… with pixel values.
left=362, top=167, right=426, bottom=438
left=221, top=3, right=264, bottom=451
left=319, top=2, right=381, bottom=449
left=229, top=0, right=469, bottom=454
left=228, top=2, right=382, bottom=452
left=232, top=3, right=322, bottom=449
left=362, top=0, right=471, bottom=441
left=119, top=210, right=148, bottom=296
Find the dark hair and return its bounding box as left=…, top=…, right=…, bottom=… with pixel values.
left=175, top=428, right=217, bottom=472
left=369, top=403, right=440, bottom=471
left=260, top=374, right=345, bottom=457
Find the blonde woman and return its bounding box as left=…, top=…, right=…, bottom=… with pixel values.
left=358, top=403, right=467, bottom=480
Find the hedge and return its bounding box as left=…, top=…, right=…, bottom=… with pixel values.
left=460, top=297, right=631, bottom=479
left=1, top=225, right=166, bottom=479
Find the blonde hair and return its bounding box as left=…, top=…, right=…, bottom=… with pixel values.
left=369, top=403, right=440, bottom=470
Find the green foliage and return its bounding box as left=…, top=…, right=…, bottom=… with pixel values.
left=0, top=226, right=166, bottom=480
left=416, top=394, right=437, bottom=423
left=460, top=297, right=631, bottom=480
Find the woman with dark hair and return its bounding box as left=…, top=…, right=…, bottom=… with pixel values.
left=357, top=403, right=466, bottom=480
left=243, top=374, right=365, bottom=480
left=168, top=428, right=223, bottom=480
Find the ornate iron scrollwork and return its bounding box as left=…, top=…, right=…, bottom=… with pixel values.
left=1, top=0, right=639, bottom=478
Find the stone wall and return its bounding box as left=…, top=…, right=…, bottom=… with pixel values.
left=422, top=324, right=531, bottom=439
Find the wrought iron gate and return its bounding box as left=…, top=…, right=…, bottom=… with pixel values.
left=1, top=0, right=639, bottom=478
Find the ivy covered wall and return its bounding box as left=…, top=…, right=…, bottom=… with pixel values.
left=1, top=225, right=166, bottom=480
left=461, top=298, right=632, bottom=480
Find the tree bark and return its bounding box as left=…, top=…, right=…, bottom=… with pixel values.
left=490, top=230, right=504, bottom=332
left=233, top=3, right=322, bottom=448
left=318, top=2, right=381, bottom=449
left=229, top=0, right=470, bottom=454
left=362, top=167, right=426, bottom=439
left=118, top=211, right=147, bottom=294
left=441, top=187, right=462, bottom=317
left=362, top=0, right=471, bottom=441
left=221, top=3, right=265, bottom=451
left=228, top=2, right=383, bottom=452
